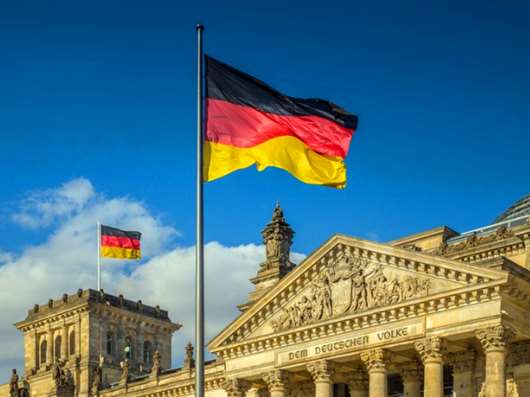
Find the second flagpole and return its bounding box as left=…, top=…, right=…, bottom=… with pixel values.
left=195, top=23, right=205, bottom=397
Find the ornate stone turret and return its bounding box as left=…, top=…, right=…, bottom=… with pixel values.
left=239, top=203, right=295, bottom=311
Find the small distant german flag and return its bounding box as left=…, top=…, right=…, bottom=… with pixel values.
left=100, top=225, right=141, bottom=260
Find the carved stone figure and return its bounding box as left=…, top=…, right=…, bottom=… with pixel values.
left=9, top=369, right=19, bottom=397
left=183, top=342, right=195, bottom=370
left=260, top=203, right=294, bottom=273
left=272, top=247, right=431, bottom=331
left=51, top=360, right=75, bottom=392
left=151, top=350, right=161, bottom=378
left=91, top=366, right=102, bottom=395
left=119, top=359, right=129, bottom=386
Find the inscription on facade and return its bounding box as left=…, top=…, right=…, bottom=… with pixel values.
left=278, top=322, right=423, bottom=365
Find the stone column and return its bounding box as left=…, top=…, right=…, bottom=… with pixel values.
left=360, top=348, right=390, bottom=397
left=476, top=325, right=513, bottom=397
left=223, top=378, right=251, bottom=397
left=345, top=366, right=368, bottom=397
left=263, top=370, right=290, bottom=397
left=400, top=362, right=422, bottom=397
left=307, top=360, right=334, bottom=397
left=447, top=350, right=476, bottom=397
left=415, top=337, right=446, bottom=397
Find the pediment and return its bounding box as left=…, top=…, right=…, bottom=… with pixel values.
left=209, top=234, right=507, bottom=352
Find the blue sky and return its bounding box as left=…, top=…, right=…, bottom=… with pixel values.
left=1, top=0, right=529, bottom=255
left=0, top=0, right=529, bottom=378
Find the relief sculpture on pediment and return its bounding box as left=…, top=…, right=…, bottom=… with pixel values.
left=272, top=248, right=430, bottom=332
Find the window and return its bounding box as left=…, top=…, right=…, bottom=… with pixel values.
left=106, top=331, right=114, bottom=356
left=54, top=335, right=62, bottom=361
left=143, top=340, right=152, bottom=364
left=69, top=331, right=75, bottom=356
left=40, top=340, right=47, bottom=364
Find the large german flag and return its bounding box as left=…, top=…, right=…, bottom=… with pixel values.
left=204, top=56, right=358, bottom=188
left=100, top=225, right=141, bottom=260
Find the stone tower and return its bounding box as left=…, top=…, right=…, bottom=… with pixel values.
left=14, top=289, right=181, bottom=397
left=240, top=203, right=296, bottom=311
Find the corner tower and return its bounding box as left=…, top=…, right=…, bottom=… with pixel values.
left=240, top=203, right=296, bottom=311
left=15, top=289, right=181, bottom=397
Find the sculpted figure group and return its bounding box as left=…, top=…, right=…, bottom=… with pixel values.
left=52, top=360, right=75, bottom=391
left=272, top=248, right=430, bottom=331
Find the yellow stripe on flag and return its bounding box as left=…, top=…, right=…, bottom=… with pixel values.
left=204, top=135, right=347, bottom=188
left=101, top=246, right=141, bottom=260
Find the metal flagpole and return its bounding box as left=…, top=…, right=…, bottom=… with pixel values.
left=195, top=23, right=205, bottom=397
left=97, top=220, right=101, bottom=291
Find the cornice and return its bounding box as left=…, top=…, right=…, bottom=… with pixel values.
left=212, top=280, right=507, bottom=360
left=208, top=234, right=507, bottom=351
left=15, top=304, right=89, bottom=332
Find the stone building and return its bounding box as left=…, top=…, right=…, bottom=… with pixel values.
left=3, top=194, right=530, bottom=397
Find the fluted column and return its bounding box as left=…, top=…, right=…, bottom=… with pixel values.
left=447, top=350, right=476, bottom=397
left=360, top=348, right=390, bottom=397
left=263, top=370, right=290, bottom=397
left=400, top=362, right=422, bottom=397
left=222, top=378, right=251, bottom=397
left=307, top=360, right=334, bottom=397
left=345, top=366, right=368, bottom=397
left=415, top=337, right=446, bottom=397
left=476, top=325, right=513, bottom=397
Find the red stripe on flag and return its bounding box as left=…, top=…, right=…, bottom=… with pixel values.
left=101, top=235, right=141, bottom=250
left=206, top=99, right=354, bottom=159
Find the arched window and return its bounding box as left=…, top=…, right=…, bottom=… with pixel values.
left=69, top=331, right=75, bottom=356
left=40, top=340, right=47, bottom=364
left=106, top=331, right=114, bottom=356
left=143, top=340, right=152, bottom=364
left=124, top=336, right=133, bottom=360
left=54, top=335, right=62, bottom=361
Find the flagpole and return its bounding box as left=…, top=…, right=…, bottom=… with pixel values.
left=97, top=220, right=101, bottom=291
left=195, top=23, right=205, bottom=397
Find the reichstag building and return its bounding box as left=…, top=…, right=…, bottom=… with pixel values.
left=4, top=194, right=530, bottom=397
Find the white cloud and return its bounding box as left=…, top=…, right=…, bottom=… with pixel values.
left=0, top=179, right=304, bottom=382
left=11, top=178, right=95, bottom=229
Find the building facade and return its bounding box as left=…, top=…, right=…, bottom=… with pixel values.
left=4, top=194, right=530, bottom=397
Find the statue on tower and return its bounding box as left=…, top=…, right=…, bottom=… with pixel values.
left=260, top=203, right=295, bottom=275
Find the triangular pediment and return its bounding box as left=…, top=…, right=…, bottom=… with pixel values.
left=209, top=234, right=507, bottom=352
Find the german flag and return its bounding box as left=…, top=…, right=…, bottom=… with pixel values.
left=204, top=56, right=358, bottom=188
left=100, top=225, right=141, bottom=260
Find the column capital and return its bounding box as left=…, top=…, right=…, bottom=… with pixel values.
left=262, top=370, right=290, bottom=393
left=360, top=348, right=390, bottom=372
left=476, top=325, right=514, bottom=353
left=345, top=366, right=368, bottom=392
left=307, top=360, right=334, bottom=383
left=414, top=336, right=447, bottom=364
left=446, top=349, right=476, bottom=373
left=399, top=361, right=422, bottom=383
left=222, top=378, right=251, bottom=397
